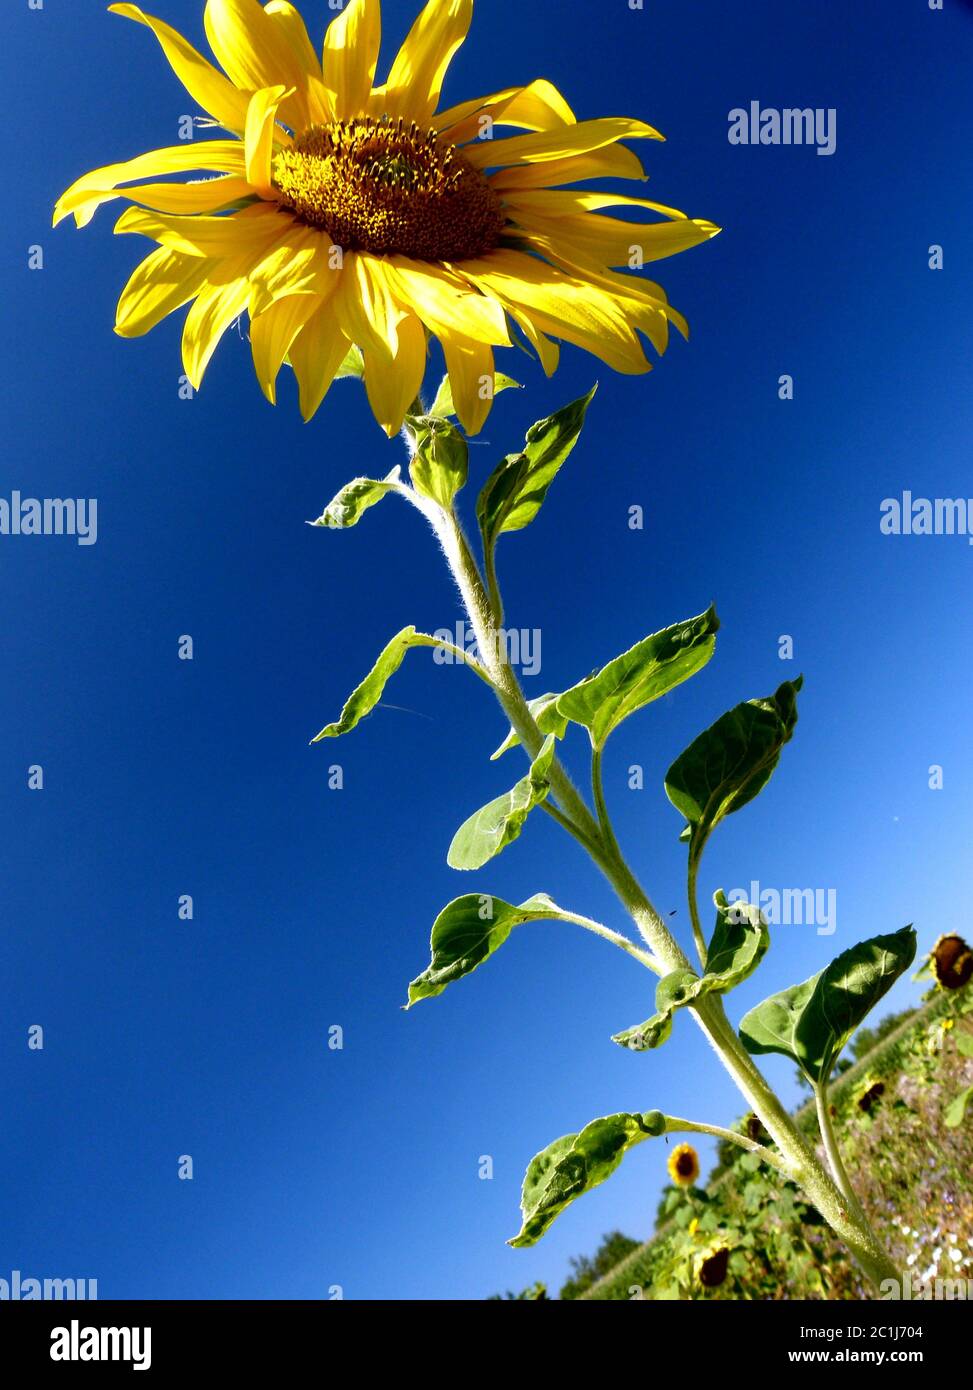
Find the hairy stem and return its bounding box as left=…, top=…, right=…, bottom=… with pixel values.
left=424, top=500, right=898, bottom=1292
left=815, top=1081, right=869, bottom=1225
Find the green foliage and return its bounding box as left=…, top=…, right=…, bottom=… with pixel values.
left=665, top=678, right=802, bottom=853
left=509, top=1111, right=667, bottom=1248
left=559, top=1231, right=640, bottom=1300
left=447, top=735, right=555, bottom=870
left=739, top=926, right=917, bottom=1085
left=406, top=414, right=469, bottom=509
left=429, top=371, right=521, bottom=421
left=310, top=626, right=441, bottom=741
left=612, top=893, right=768, bottom=1051
left=406, top=891, right=569, bottom=1006
left=557, top=606, right=720, bottom=750
left=491, top=692, right=568, bottom=760
left=477, top=387, right=597, bottom=548
left=308, top=466, right=402, bottom=529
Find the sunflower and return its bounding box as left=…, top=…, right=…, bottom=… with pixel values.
left=54, top=0, right=719, bottom=435
left=695, top=1243, right=729, bottom=1289
left=931, top=934, right=973, bottom=991
left=667, top=1142, right=699, bottom=1188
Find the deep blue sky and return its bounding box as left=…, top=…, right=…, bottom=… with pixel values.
left=2, top=0, right=972, bottom=1300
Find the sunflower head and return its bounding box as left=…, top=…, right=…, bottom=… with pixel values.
left=54, top=0, right=719, bottom=437
left=854, top=1075, right=886, bottom=1115
left=931, top=934, right=973, bottom=991
left=696, top=1244, right=730, bottom=1289
left=667, top=1142, right=700, bottom=1188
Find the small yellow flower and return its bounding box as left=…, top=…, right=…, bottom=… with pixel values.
left=687, top=1216, right=699, bottom=1237
left=667, top=1142, right=699, bottom=1188
left=54, top=0, right=719, bottom=436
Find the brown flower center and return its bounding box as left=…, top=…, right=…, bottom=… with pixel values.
left=271, top=116, right=507, bottom=261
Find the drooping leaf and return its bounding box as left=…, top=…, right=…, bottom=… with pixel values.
left=406, top=415, right=469, bottom=509
left=944, top=1085, right=973, bottom=1128
left=612, top=894, right=769, bottom=1051
left=491, top=693, right=569, bottom=760
left=448, top=736, right=555, bottom=870
left=307, top=466, right=402, bottom=529
left=556, top=607, right=719, bottom=750
left=738, top=926, right=917, bottom=1085
left=665, top=678, right=802, bottom=850
left=429, top=371, right=521, bottom=420
left=508, top=1110, right=667, bottom=1247
left=310, top=626, right=439, bottom=741
left=477, top=386, right=597, bottom=545
left=406, top=890, right=568, bottom=1006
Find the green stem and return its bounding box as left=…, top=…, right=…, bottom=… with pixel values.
left=425, top=501, right=899, bottom=1294
left=553, top=911, right=662, bottom=974
left=814, top=1081, right=869, bottom=1224
left=687, top=848, right=708, bottom=970
left=662, top=1115, right=788, bottom=1177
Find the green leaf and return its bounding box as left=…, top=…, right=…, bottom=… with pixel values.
left=954, top=1031, right=973, bottom=1058
left=406, top=415, right=469, bottom=509
left=448, top=735, right=555, bottom=870
left=738, top=926, right=917, bottom=1084
left=944, top=1085, right=973, bottom=1128
left=310, top=626, right=439, bottom=741
left=612, top=893, right=769, bottom=1051
left=477, top=386, right=597, bottom=545
left=556, top=606, right=719, bottom=750
left=490, top=693, right=569, bottom=760
left=508, top=1110, right=666, bottom=1247
left=665, top=678, right=802, bottom=850
left=307, top=466, right=402, bottom=529
left=336, top=344, right=364, bottom=379
left=428, top=371, right=521, bottom=420
left=405, top=891, right=568, bottom=1006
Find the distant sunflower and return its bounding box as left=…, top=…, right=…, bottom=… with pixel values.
left=667, top=1142, right=699, bottom=1188
left=54, top=0, right=719, bottom=434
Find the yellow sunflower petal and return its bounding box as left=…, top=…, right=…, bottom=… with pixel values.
left=512, top=206, right=721, bottom=268
left=203, top=0, right=314, bottom=128
left=114, top=201, right=286, bottom=258
left=288, top=301, right=351, bottom=421
left=458, top=250, right=649, bottom=375
left=244, top=85, right=292, bottom=197
left=362, top=314, right=427, bottom=436
left=182, top=273, right=252, bottom=387
left=115, top=246, right=217, bottom=337
left=264, top=0, right=331, bottom=122
left=505, top=190, right=688, bottom=221
left=384, top=0, right=473, bottom=123
left=248, top=223, right=336, bottom=316
left=435, top=78, right=574, bottom=142
left=508, top=308, right=560, bottom=376
left=322, top=0, right=381, bottom=121
left=489, top=146, right=646, bottom=191
left=441, top=337, right=495, bottom=435
left=108, top=3, right=250, bottom=133
left=386, top=257, right=510, bottom=346
left=334, top=252, right=410, bottom=359
left=54, top=142, right=246, bottom=228
left=463, top=117, right=663, bottom=170
left=251, top=291, right=326, bottom=403
left=534, top=242, right=690, bottom=351
left=83, top=175, right=253, bottom=218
